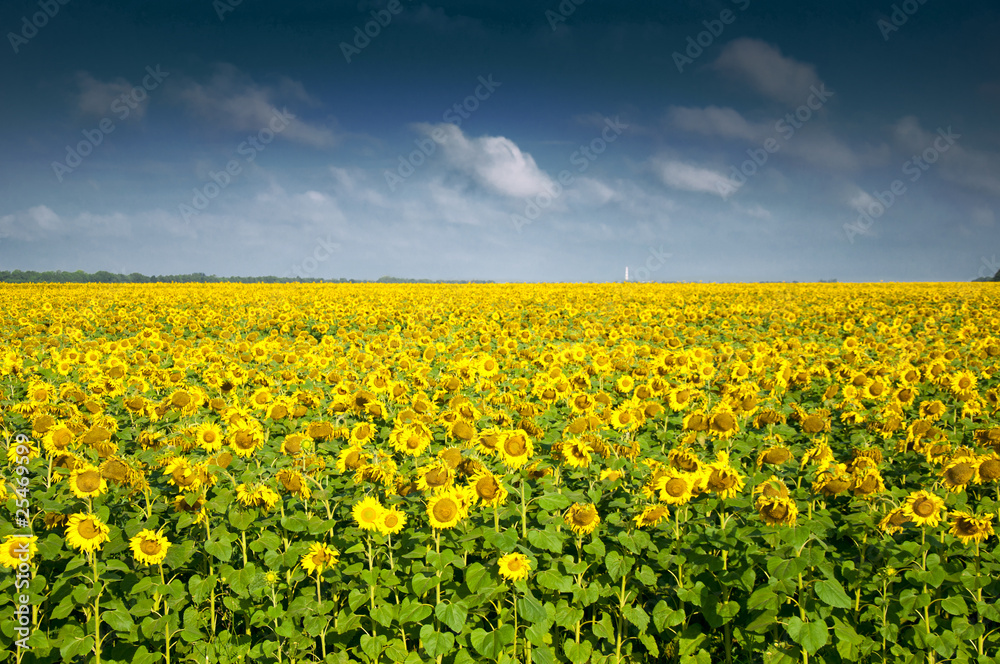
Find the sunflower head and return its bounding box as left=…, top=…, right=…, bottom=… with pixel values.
left=564, top=503, right=600, bottom=536
left=427, top=490, right=466, bottom=530
left=65, top=513, right=111, bottom=554
left=948, top=510, right=995, bottom=545
left=352, top=497, right=386, bottom=532
left=129, top=529, right=171, bottom=566
left=497, top=552, right=532, bottom=581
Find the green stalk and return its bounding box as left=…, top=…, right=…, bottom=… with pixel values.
left=92, top=553, right=102, bottom=664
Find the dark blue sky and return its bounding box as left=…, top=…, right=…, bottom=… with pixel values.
left=2, top=0, right=998, bottom=281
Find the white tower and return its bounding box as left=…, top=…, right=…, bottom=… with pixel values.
left=625, top=266, right=629, bottom=282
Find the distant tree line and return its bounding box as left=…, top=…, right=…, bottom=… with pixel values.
left=0, top=270, right=492, bottom=284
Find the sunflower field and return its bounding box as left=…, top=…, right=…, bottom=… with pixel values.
left=2, top=282, right=1000, bottom=664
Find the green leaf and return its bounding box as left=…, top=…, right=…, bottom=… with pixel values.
left=360, top=634, right=388, bottom=660
left=605, top=550, right=633, bottom=581
left=563, top=638, right=593, bottom=664
left=537, top=569, right=572, bottom=593
left=435, top=601, right=468, bottom=633
left=419, top=625, right=455, bottom=658
left=747, top=586, right=779, bottom=612
left=652, top=600, right=684, bottom=632
left=471, top=625, right=516, bottom=659
left=593, top=612, right=615, bottom=641
left=537, top=493, right=571, bottom=511
left=622, top=604, right=650, bottom=632
left=832, top=617, right=864, bottom=661
left=813, top=579, right=853, bottom=609
left=785, top=616, right=828, bottom=655
left=531, top=644, right=557, bottom=664
left=103, top=608, right=135, bottom=632
left=465, top=562, right=491, bottom=593
left=518, top=592, right=548, bottom=623
left=527, top=529, right=562, bottom=554
left=397, top=600, right=432, bottom=625
left=940, top=595, right=968, bottom=616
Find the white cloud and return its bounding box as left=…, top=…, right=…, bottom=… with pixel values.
left=415, top=123, right=556, bottom=199
left=0, top=206, right=132, bottom=241
left=668, top=105, right=767, bottom=141
left=174, top=63, right=337, bottom=148
left=713, top=39, right=822, bottom=105
left=76, top=72, right=149, bottom=119
left=652, top=159, right=730, bottom=198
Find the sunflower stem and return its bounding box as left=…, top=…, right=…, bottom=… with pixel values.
left=160, top=564, right=170, bottom=664
left=92, top=552, right=102, bottom=664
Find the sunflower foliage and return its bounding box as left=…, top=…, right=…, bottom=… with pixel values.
left=1, top=282, right=1000, bottom=664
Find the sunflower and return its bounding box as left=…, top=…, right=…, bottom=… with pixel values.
left=941, top=456, right=978, bottom=492
left=280, top=433, right=312, bottom=457
left=417, top=464, right=453, bottom=494
left=704, top=452, right=745, bottom=499
left=336, top=445, right=370, bottom=475
left=497, top=430, right=533, bottom=469
left=468, top=471, right=508, bottom=507
left=812, top=464, right=852, bottom=497
left=377, top=508, right=407, bottom=536
left=655, top=470, right=696, bottom=505
left=682, top=410, right=709, bottom=432
left=65, top=513, right=110, bottom=553
left=194, top=422, right=224, bottom=452
left=754, top=475, right=790, bottom=501
left=276, top=469, right=312, bottom=499
left=850, top=471, right=885, bottom=499
left=300, top=542, right=340, bottom=575
left=634, top=504, right=669, bottom=528
left=173, top=494, right=206, bottom=524
left=918, top=400, right=947, bottom=421
left=667, top=446, right=702, bottom=472
left=68, top=465, right=108, bottom=499
left=756, top=496, right=798, bottom=526
left=228, top=423, right=264, bottom=458
left=129, top=529, right=171, bottom=566
left=756, top=445, right=794, bottom=468
left=707, top=408, right=739, bottom=440
left=564, top=503, right=600, bottom=536
left=560, top=436, right=593, bottom=468
left=975, top=453, right=1000, bottom=484
left=903, top=490, right=945, bottom=527
left=497, top=553, right=532, bottom=581
left=352, top=496, right=385, bottom=531
left=427, top=490, right=465, bottom=530
left=42, top=424, right=75, bottom=454
left=878, top=507, right=909, bottom=535
left=0, top=535, right=38, bottom=568
left=948, top=511, right=995, bottom=545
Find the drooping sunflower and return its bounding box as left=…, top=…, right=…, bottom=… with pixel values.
left=352, top=496, right=386, bottom=532
left=129, top=529, right=171, bottom=566
left=560, top=436, right=593, bottom=468
left=65, top=513, right=110, bottom=553
left=0, top=535, right=38, bottom=568
left=417, top=464, right=453, bottom=494
left=42, top=424, right=75, bottom=454
left=976, top=453, right=1000, bottom=484
left=427, top=490, right=466, bottom=530
left=707, top=408, right=739, bottom=440
left=756, top=445, right=794, bottom=469
left=497, top=552, right=532, bottom=582
left=878, top=507, right=909, bottom=535
left=377, top=508, right=407, bottom=536
left=564, top=502, right=600, bottom=536
left=468, top=471, right=508, bottom=507
left=703, top=452, right=745, bottom=499
left=498, top=430, right=534, bottom=469
left=68, top=464, right=108, bottom=499
left=903, top=490, right=945, bottom=527
left=300, top=542, right=340, bottom=575
left=276, top=469, right=312, bottom=499
left=667, top=446, right=702, bottom=472
left=948, top=510, right=995, bottom=545
left=336, top=445, right=370, bottom=475
left=756, top=496, right=798, bottom=526
left=634, top=504, right=669, bottom=528
left=941, top=456, right=978, bottom=492
left=812, top=464, right=852, bottom=497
